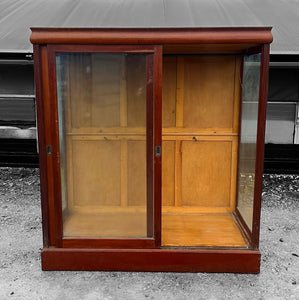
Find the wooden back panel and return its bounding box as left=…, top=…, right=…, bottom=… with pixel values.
left=59, top=54, right=148, bottom=212
left=181, top=140, right=232, bottom=207
left=183, top=56, right=236, bottom=129
left=162, top=55, right=241, bottom=213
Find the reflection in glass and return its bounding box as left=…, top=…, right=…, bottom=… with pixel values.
left=237, top=54, right=261, bottom=230
left=56, top=53, right=152, bottom=238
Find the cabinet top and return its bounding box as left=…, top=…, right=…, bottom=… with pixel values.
left=30, top=27, right=273, bottom=52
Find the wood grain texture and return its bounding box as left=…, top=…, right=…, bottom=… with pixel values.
left=91, top=55, right=121, bottom=127
left=174, top=140, right=182, bottom=207
left=163, top=44, right=261, bottom=54
left=69, top=55, right=93, bottom=128
left=233, top=56, right=242, bottom=133
left=234, top=209, right=252, bottom=245
left=62, top=238, right=155, bottom=249
left=41, top=248, right=261, bottom=273
left=181, top=141, right=232, bottom=207
left=41, top=47, right=58, bottom=246
left=71, top=140, right=121, bottom=207
left=161, top=141, right=175, bottom=206
left=183, top=56, right=236, bottom=129
left=162, top=56, right=176, bottom=127
left=176, top=57, right=184, bottom=127
left=120, top=140, right=128, bottom=207
left=162, top=213, right=247, bottom=247
left=127, top=141, right=146, bottom=206
left=127, top=55, right=147, bottom=127
left=161, top=55, right=240, bottom=218
left=63, top=211, right=147, bottom=238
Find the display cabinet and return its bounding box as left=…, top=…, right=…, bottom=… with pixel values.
left=30, top=27, right=272, bottom=272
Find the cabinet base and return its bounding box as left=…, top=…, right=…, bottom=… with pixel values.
left=41, top=248, right=260, bottom=273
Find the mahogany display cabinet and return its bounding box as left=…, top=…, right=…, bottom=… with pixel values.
left=30, top=27, right=272, bottom=272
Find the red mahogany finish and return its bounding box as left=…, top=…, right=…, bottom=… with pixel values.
left=31, top=27, right=272, bottom=273
left=42, top=248, right=261, bottom=273
left=30, top=28, right=273, bottom=46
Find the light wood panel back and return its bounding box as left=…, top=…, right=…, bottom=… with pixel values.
left=60, top=54, right=148, bottom=213
left=183, top=56, right=236, bottom=129
left=162, top=55, right=241, bottom=213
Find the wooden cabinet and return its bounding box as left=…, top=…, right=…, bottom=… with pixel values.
left=31, top=28, right=272, bottom=272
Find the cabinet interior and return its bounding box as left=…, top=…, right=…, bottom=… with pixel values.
left=161, top=55, right=245, bottom=247
left=58, top=53, right=248, bottom=247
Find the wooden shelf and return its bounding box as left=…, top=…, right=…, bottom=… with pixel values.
left=63, top=211, right=147, bottom=238
left=162, top=213, right=247, bottom=247
left=63, top=210, right=247, bottom=248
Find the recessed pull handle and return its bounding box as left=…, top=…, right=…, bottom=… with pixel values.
left=155, top=145, right=161, bottom=157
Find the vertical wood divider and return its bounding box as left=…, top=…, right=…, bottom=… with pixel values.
left=174, top=57, right=184, bottom=207
left=230, top=57, right=242, bottom=212
left=175, top=141, right=182, bottom=207
left=233, top=56, right=242, bottom=134
left=87, top=55, right=93, bottom=127
left=120, top=57, right=128, bottom=127
left=176, top=57, right=184, bottom=128
left=229, top=137, right=238, bottom=212
left=121, top=140, right=128, bottom=207
left=120, top=57, right=128, bottom=207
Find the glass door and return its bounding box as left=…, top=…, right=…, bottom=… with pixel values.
left=50, top=46, right=161, bottom=248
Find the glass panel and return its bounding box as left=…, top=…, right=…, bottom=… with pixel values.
left=56, top=53, right=152, bottom=238
left=237, top=54, right=261, bottom=231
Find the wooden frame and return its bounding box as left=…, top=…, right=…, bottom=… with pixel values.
left=46, top=44, right=162, bottom=249
left=31, top=27, right=272, bottom=273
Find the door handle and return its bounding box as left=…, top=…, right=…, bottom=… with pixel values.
left=155, top=145, right=161, bottom=157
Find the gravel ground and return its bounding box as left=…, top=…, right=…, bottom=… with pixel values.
left=0, top=168, right=298, bottom=300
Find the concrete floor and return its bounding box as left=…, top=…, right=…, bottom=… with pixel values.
left=0, top=168, right=298, bottom=300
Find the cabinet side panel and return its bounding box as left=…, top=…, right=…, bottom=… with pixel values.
left=33, top=45, right=51, bottom=247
